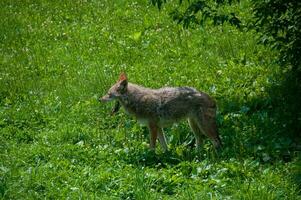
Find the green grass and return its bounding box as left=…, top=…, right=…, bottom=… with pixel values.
left=0, top=0, right=300, bottom=199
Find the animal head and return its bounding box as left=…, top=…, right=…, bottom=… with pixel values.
left=100, top=72, right=128, bottom=102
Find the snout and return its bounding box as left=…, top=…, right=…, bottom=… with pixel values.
left=99, top=95, right=112, bottom=103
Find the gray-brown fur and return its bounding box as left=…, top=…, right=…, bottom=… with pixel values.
left=100, top=73, right=222, bottom=152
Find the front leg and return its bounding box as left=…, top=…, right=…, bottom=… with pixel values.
left=157, top=128, right=168, bottom=152
left=148, top=122, right=158, bottom=151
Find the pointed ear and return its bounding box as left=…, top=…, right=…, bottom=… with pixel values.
left=118, top=72, right=127, bottom=82
left=118, top=72, right=128, bottom=92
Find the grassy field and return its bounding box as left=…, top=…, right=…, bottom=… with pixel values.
left=0, top=0, right=300, bottom=199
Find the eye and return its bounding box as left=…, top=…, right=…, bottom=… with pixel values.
left=108, top=93, right=115, bottom=98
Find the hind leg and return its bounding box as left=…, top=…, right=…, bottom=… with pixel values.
left=193, top=109, right=222, bottom=150
left=188, top=118, right=206, bottom=149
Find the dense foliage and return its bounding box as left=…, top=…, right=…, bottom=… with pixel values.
left=151, top=0, right=301, bottom=69
left=151, top=0, right=241, bottom=28
left=253, top=0, right=301, bottom=71
left=252, top=0, right=301, bottom=138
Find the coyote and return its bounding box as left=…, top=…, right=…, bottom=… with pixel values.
left=100, top=73, right=222, bottom=152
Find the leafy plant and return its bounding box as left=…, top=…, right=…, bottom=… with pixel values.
left=151, top=0, right=241, bottom=28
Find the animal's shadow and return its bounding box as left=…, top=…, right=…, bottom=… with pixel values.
left=121, top=144, right=220, bottom=168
